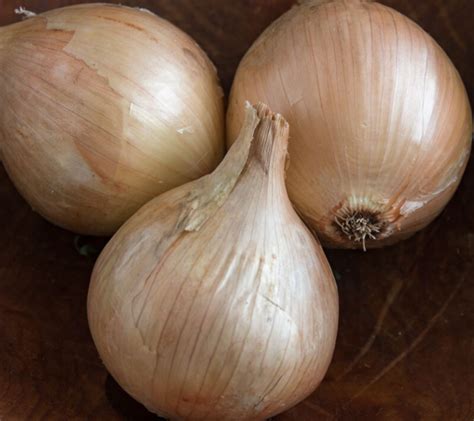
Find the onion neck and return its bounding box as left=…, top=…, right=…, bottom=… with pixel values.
left=248, top=103, right=289, bottom=177
left=176, top=103, right=289, bottom=232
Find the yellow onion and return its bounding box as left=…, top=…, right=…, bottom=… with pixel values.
left=227, top=0, right=472, bottom=249
left=87, top=103, right=338, bottom=420
left=0, top=3, right=224, bottom=235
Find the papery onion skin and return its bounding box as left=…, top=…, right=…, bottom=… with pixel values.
left=87, top=103, right=338, bottom=420
left=227, top=0, right=472, bottom=249
left=0, top=3, right=224, bottom=235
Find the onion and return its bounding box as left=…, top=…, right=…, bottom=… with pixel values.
left=227, top=0, right=472, bottom=249
left=0, top=4, right=224, bottom=235
left=87, top=103, right=338, bottom=420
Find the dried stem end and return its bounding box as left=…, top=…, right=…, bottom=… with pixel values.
left=252, top=103, right=289, bottom=173
left=14, top=7, right=37, bottom=19
left=179, top=102, right=288, bottom=232
left=334, top=208, right=384, bottom=251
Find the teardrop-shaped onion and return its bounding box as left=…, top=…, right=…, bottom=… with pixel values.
left=87, top=103, right=338, bottom=420
left=0, top=4, right=224, bottom=235
left=227, top=0, right=472, bottom=249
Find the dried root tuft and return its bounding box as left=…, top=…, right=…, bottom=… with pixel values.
left=334, top=208, right=384, bottom=251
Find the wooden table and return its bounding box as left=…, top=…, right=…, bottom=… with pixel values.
left=1, top=1, right=473, bottom=419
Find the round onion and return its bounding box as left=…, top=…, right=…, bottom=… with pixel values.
left=227, top=0, right=472, bottom=249
left=0, top=4, right=224, bottom=235
left=87, top=103, right=338, bottom=420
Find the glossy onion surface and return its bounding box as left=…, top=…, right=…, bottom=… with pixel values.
left=88, top=104, right=338, bottom=420
left=0, top=4, right=224, bottom=235
left=228, top=0, right=472, bottom=249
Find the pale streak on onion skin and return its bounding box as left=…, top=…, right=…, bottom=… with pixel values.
left=227, top=0, right=472, bottom=249
left=87, top=103, right=338, bottom=420
left=0, top=4, right=224, bottom=235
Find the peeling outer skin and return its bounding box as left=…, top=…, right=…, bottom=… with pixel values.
left=399, top=142, right=473, bottom=218
left=0, top=4, right=225, bottom=235
left=135, top=7, right=157, bottom=16
left=87, top=103, right=338, bottom=420
left=301, top=134, right=472, bottom=250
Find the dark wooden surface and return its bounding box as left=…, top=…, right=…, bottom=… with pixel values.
left=0, top=1, right=473, bottom=420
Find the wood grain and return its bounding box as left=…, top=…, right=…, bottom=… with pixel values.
left=0, top=1, right=473, bottom=420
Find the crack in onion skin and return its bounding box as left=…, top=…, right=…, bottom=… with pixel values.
left=87, top=103, right=338, bottom=420
left=227, top=0, right=472, bottom=249
left=0, top=4, right=224, bottom=235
